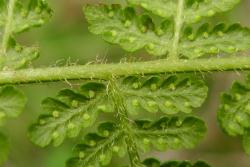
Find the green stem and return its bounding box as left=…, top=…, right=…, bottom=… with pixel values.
left=108, top=79, right=143, bottom=167
left=126, top=135, right=143, bottom=167
left=1, top=0, right=16, bottom=53
left=170, top=0, right=184, bottom=59
left=0, top=56, right=250, bottom=84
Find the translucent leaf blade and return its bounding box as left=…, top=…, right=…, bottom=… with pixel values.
left=218, top=75, right=250, bottom=155
left=127, top=0, right=240, bottom=23
left=120, top=75, right=208, bottom=115
left=127, top=0, right=176, bottom=19
left=66, top=122, right=126, bottom=167
left=0, top=39, right=39, bottom=70
left=0, top=86, right=26, bottom=125
left=184, top=0, right=240, bottom=23
left=218, top=81, right=250, bottom=136
left=0, top=0, right=52, bottom=34
left=180, top=24, right=250, bottom=59
left=133, top=116, right=207, bottom=152
left=28, top=81, right=114, bottom=147
left=0, top=0, right=52, bottom=70
left=0, top=133, right=9, bottom=165
left=83, top=4, right=173, bottom=56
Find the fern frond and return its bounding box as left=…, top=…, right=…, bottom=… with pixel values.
left=0, top=0, right=52, bottom=70
left=83, top=4, right=174, bottom=56
left=0, top=133, right=9, bottom=165
left=142, top=158, right=210, bottom=167
left=127, top=0, right=240, bottom=23
left=0, top=86, right=26, bottom=126
left=29, top=73, right=208, bottom=147
left=120, top=75, right=208, bottom=115
left=218, top=75, right=250, bottom=154
left=133, top=116, right=206, bottom=151
left=28, top=81, right=114, bottom=147
left=180, top=23, right=250, bottom=59
left=84, top=4, right=250, bottom=58
left=66, top=122, right=126, bottom=167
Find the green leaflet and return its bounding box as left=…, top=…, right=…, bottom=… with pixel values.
left=29, top=74, right=208, bottom=147
left=218, top=75, right=250, bottom=155
left=66, top=122, right=127, bottom=167
left=28, top=82, right=114, bottom=147
left=0, top=133, right=9, bottom=165
left=84, top=4, right=250, bottom=58
left=0, top=86, right=26, bottom=125
left=0, top=38, right=39, bottom=70
left=83, top=4, right=174, bottom=56
left=0, top=0, right=52, bottom=70
left=31, top=75, right=209, bottom=166
left=133, top=116, right=206, bottom=151
left=66, top=116, right=206, bottom=167
left=127, top=0, right=175, bottom=20
left=180, top=23, right=250, bottom=59
left=218, top=81, right=250, bottom=136
left=0, top=86, right=26, bottom=164
left=142, top=158, right=210, bottom=167
left=0, top=0, right=52, bottom=34
left=127, top=0, right=240, bottom=23
left=120, top=75, right=208, bottom=115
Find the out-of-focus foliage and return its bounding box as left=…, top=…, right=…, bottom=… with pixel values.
left=0, top=86, right=26, bottom=125
left=0, top=0, right=52, bottom=70
left=0, top=133, right=9, bottom=165
left=0, top=86, right=26, bottom=165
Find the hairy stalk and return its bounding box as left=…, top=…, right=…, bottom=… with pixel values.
left=108, top=79, right=144, bottom=167
left=1, top=0, right=16, bottom=53
left=170, top=0, right=184, bottom=59
left=0, top=57, right=250, bottom=84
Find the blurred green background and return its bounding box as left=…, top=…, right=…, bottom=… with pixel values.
left=2, top=0, right=250, bottom=167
